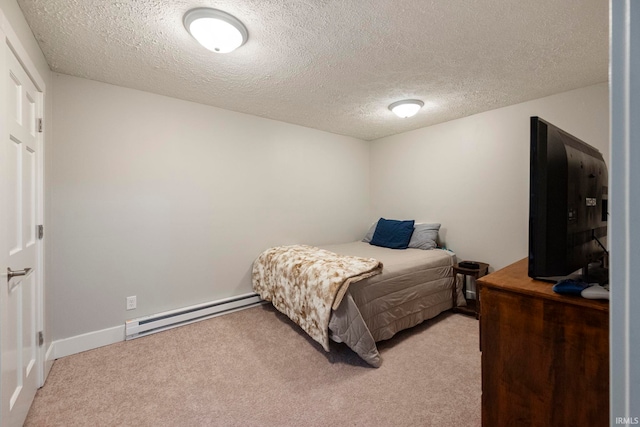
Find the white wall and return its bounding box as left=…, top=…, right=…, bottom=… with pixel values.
left=51, top=79, right=609, bottom=341
left=370, top=83, right=609, bottom=271
left=50, top=74, right=370, bottom=340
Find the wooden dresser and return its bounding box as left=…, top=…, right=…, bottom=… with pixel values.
left=477, top=258, right=609, bottom=427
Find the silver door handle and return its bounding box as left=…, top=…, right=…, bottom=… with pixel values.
left=7, top=267, right=32, bottom=280
left=7, top=267, right=33, bottom=292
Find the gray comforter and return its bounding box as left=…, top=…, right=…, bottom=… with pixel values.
left=322, top=242, right=462, bottom=367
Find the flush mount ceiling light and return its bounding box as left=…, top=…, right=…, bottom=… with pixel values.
left=183, top=8, right=248, bottom=53
left=389, top=99, right=424, bottom=118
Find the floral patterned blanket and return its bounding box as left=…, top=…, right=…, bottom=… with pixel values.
left=252, top=245, right=383, bottom=351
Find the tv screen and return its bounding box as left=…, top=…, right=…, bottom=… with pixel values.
left=528, top=117, right=608, bottom=282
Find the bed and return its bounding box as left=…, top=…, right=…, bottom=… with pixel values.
left=252, top=220, right=464, bottom=367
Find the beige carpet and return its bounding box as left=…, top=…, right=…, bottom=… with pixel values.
left=25, top=305, right=481, bottom=427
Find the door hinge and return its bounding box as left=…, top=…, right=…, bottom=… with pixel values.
left=37, top=118, right=43, bottom=133
left=37, top=224, right=44, bottom=240
left=38, top=331, right=44, bottom=347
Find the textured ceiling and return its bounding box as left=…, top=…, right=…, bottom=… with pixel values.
left=18, top=0, right=608, bottom=140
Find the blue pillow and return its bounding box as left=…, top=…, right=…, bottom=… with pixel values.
left=370, top=218, right=415, bottom=249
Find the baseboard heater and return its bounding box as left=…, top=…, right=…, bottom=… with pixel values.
left=125, top=293, right=264, bottom=340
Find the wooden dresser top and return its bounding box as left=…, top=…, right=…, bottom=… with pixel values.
left=477, top=258, right=609, bottom=312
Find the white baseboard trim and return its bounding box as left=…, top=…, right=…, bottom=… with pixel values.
left=44, top=343, right=55, bottom=379
left=53, top=325, right=125, bottom=360
left=51, top=299, right=265, bottom=360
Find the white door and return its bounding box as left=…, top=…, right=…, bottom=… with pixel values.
left=0, top=42, right=42, bottom=426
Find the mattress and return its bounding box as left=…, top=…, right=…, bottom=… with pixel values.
left=320, top=241, right=463, bottom=366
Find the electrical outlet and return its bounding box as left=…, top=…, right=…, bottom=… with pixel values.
left=126, top=296, right=137, bottom=311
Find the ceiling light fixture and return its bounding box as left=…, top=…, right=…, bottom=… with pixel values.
left=183, top=8, right=248, bottom=53
left=389, top=99, right=424, bottom=118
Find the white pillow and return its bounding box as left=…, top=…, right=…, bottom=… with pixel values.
left=362, top=221, right=378, bottom=243
left=408, top=223, right=441, bottom=250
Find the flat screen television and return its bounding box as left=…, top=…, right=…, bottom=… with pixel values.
left=528, top=117, right=608, bottom=282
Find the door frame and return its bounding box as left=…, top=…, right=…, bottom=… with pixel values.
left=0, top=7, right=48, bottom=391
left=610, top=0, right=640, bottom=420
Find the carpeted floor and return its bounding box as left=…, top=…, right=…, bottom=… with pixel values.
left=25, top=305, right=481, bottom=427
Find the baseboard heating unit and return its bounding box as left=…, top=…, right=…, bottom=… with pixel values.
left=125, top=293, right=264, bottom=340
